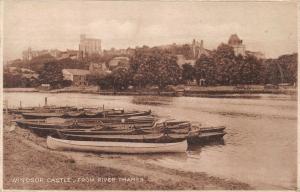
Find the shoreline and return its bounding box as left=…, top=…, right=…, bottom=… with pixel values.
left=4, top=87, right=297, bottom=98
left=3, top=113, right=252, bottom=190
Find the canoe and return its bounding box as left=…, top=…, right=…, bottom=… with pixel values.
left=47, top=136, right=187, bottom=154
left=56, top=132, right=186, bottom=143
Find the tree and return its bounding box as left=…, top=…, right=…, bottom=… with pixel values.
left=182, top=63, right=195, bottom=83
left=194, top=54, right=216, bottom=85
left=213, top=44, right=236, bottom=85
left=156, top=55, right=182, bottom=89
left=111, top=67, right=131, bottom=90
left=132, top=52, right=181, bottom=90
left=239, top=55, right=262, bottom=84
left=97, top=74, right=114, bottom=90
left=38, top=61, right=64, bottom=88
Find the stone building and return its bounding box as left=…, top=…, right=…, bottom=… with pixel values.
left=78, top=34, right=102, bottom=59
left=62, top=69, right=90, bottom=86
left=22, top=47, right=61, bottom=61
left=228, top=34, right=246, bottom=56
left=191, top=39, right=209, bottom=59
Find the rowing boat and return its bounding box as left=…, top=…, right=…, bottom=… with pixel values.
left=21, top=110, right=152, bottom=119
left=47, top=135, right=187, bottom=154
left=198, top=126, right=226, bottom=133
left=187, top=131, right=226, bottom=144
left=15, top=117, right=156, bottom=129
left=22, top=112, right=65, bottom=119
left=55, top=132, right=187, bottom=143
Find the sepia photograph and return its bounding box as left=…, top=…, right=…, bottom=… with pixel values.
left=1, top=0, right=298, bottom=191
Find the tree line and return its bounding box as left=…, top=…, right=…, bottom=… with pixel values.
left=4, top=44, right=297, bottom=89
left=96, top=44, right=297, bottom=90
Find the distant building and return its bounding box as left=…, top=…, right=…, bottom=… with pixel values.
left=176, top=55, right=196, bottom=67
left=22, top=47, right=61, bottom=61
left=89, top=62, right=111, bottom=75
left=191, top=39, right=209, bottom=59
left=22, top=47, right=34, bottom=61
left=103, top=47, right=135, bottom=56
left=62, top=69, right=90, bottom=86
left=59, top=50, right=78, bottom=60
left=228, top=34, right=246, bottom=56
left=78, top=34, right=102, bottom=59
left=108, top=56, right=130, bottom=69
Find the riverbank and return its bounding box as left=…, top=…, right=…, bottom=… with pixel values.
left=3, top=113, right=252, bottom=190
left=4, top=85, right=297, bottom=97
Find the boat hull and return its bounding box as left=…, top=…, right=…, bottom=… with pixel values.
left=47, top=136, right=187, bottom=154
left=188, top=132, right=226, bottom=144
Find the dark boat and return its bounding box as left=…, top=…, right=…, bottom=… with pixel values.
left=55, top=131, right=186, bottom=143
left=53, top=130, right=225, bottom=145
left=187, top=131, right=226, bottom=144
left=15, top=117, right=156, bottom=129
left=15, top=118, right=97, bottom=129
left=22, top=112, right=65, bottom=119
left=107, top=110, right=152, bottom=118
left=21, top=110, right=152, bottom=119
left=10, top=106, right=77, bottom=114
left=198, top=126, right=226, bottom=133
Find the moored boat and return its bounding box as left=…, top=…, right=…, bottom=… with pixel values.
left=47, top=135, right=187, bottom=153
left=22, top=112, right=65, bottom=119
left=187, top=131, right=226, bottom=144
left=198, top=126, right=226, bottom=133
left=55, top=132, right=186, bottom=143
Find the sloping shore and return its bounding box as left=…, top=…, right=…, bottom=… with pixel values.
left=3, top=114, right=252, bottom=190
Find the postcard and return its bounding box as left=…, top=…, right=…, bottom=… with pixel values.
left=1, top=0, right=298, bottom=191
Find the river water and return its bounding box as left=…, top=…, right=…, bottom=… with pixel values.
left=3, top=92, right=297, bottom=190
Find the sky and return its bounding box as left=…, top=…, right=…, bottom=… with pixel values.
left=2, top=1, right=298, bottom=62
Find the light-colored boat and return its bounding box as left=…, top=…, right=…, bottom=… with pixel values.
left=47, top=136, right=187, bottom=154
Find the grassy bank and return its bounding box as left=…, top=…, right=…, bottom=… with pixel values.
left=3, top=113, right=252, bottom=190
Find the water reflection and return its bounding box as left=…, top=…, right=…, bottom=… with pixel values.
left=187, top=139, right=225, bottom=155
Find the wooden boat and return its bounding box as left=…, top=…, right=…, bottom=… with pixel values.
left=22, top=112, right=65, bottom=119
left=198, top=126, right=226, bottom=133
left=83, top=110, right=104, bottom=118
left=187, top=131, right=226, bottom=144
left=47, top=135, right=187, bottom=154
left=55, top=132, right=186, bottom=143
left=63, top=111, right=85, bottom=118
left=10, top=106, right=77, bottom=114
left=107, top=110, right=151, bottom=118
left=60, top=128, right=150, bottom=135
left=15, top=118, right=95, bottom=129
left=15, top=117, right=156, bottom=129
left=21, top=110, right=152, bottom=119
